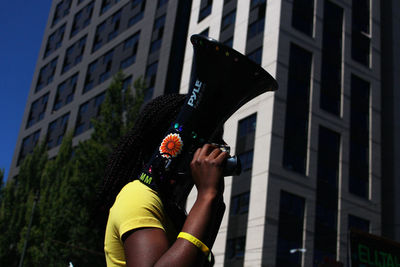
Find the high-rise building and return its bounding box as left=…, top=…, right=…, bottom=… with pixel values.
left=10, top=0, right=399, bottom=266
left=9, top=0, right=192, bottom=176
left=182, top=0, right=382, bottom=266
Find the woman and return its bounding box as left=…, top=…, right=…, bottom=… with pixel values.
left=101, top=94, right=229, bottom=266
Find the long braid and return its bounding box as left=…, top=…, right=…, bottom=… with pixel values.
left=99, top=94, right=187, bottom=209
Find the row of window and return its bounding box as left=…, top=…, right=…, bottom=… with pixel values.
left=40, top=0, right=149, bottom=92
left=92, top=0, right=146, bottom=52
left=31, top=30, right=141, bottom=128
left=291, top=0, right=371, bottom=68
left=219, top=0, right=237, bottom=53
left=283, top=40, right=371, bottom=199
left=84, top=31, right=140, bottom=93
left=52, top=0, right=73, bottom=27
left=143, top=2, right=169, bottom=100
left=223, top=111, right=369, bottom=264
left=276, top=190, right=370, bottom=267
left=225, top=113, right=257, bottom=266
left=51, top=0, right=127, bottom=29
left=47, top=1, right=94, bottom=60
left=29, top=72, right=78, bottom=131
left=51, top=0, right=167, bottom=56
left=51, top=0, right=168, bottom=30
left=18, top=85, right=120, bottom=164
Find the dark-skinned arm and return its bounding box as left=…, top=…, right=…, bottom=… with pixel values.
left=124, top=144, right=228, bottom=267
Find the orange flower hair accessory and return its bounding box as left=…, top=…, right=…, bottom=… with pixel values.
left=159, top=133, right=183, bottom=158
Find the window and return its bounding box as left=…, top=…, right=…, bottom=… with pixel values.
left=238, top=114, right=257, bottom=139
left=250, top=0, right=265, bottom=9
left=53, top=73, right=78, bottom=111
left=238, top=150, right=254, bottom=172
left=122, top=76, right=133, bottom=92
left=120, top=55, right=135, bottom=69
left=96, top=93, right=106, bottom=107
left=320, top=1, right=343, bottom=116
left=144, top=61, right=158, bottom=101
left=74, top=93, right=106, bottom=136
left=128, top=0, right=146, bottom=26
left=292, top=0, right=314, bottom=36
left=149, top=15, right=166, bottom=54
left=100, top=0, right=112, bottom=14
left=39, top=94, right=49, bottom=121
left=44, top=24, right=66, bottom=58
left=52, top=0, right=72, bottom=26
left=154, top=15, right=166, bottom=30
left=128, top=11, right=144, bottom=27
left=121, top=32, right=140, bottom=69
left=124, top=33, right=140, bottom=50
left=247, top=0, right=266, bottom=40
left=282, top=44, right=312, bottom=174
left=84, top=60, right=97, bottom=93
left=225, top=236, right=246, bottom=260
left=348, top=215, right=370, bottom=233
left=92, top=21, right=106, bottom=52
left=223, top=37, right=233, bottom=47
left=70, top=1, right=94, bottom=38
left=221, top=10, right=236, bottom=30
left=26, top=93, right=49, bottom=128
left=314, top=126, right=340, bottom=265
left=47, top=113, right=70, bottom=150
left=352, top=0, right=370, bottom=66
left=108, top=10, right=122, bottom=41
left=94, top=92, right=106, bottom=116
left=230, top=192, right=250, bottom=215
left=247, top=47, right=262, bottom=65
left=317, top=127, right=340, bottom=188
left=276, top=191, right=305, bottom=267
left=18, top=130, right=41, bottom=166
left=247, top=17, right=265, bottom=40
left=157, top=0, right=168, bottom=8
left=349, top=74, right=370, bottom=198
left=99, top=50, right=114, bottom=84
left=36, top=57, right=58, bottom=92
left=198, top=0, right=213, bottom=22
left=74, top=102, right=89, bottom=136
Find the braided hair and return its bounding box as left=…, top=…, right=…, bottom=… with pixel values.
left=99, top=94, right=187, bottom=209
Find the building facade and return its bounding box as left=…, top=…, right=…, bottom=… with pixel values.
left=10, top=0, right=192, bottom=176
left=182, top=0, right=382, bottom=266
left=10, top=0, right=395, bottom=266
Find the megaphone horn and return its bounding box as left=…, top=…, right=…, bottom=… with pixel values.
left=181, top=34, right=279, bottom=139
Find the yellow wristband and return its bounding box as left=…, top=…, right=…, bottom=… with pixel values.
left=177, top=232, right=210, bottom=256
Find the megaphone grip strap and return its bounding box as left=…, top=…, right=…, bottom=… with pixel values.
left=177, top=232, right=210, bottom=256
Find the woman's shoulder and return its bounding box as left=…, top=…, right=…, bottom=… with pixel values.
left=111, top=180, right=163, bottom=215
left=106, top=180, right=167, bottom=246
left=119, top=179, right=153, bottom=195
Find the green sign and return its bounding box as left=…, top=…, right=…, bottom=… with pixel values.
left=350, top=230, right=400, bottom=267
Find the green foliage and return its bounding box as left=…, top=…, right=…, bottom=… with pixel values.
left=0, top=72, right=146, bottom=266
left=0, top=143, right=47, bottom=266
left=0, top=168, right=4, bottom=202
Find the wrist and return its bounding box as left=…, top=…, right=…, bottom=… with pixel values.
left=196, top=190, right=219, bottom=203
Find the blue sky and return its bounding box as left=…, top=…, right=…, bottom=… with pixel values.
left=0, top=1, right=52, bottom=181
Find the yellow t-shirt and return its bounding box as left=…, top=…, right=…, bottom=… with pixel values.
left=104, top=180, right=176, bottom=266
